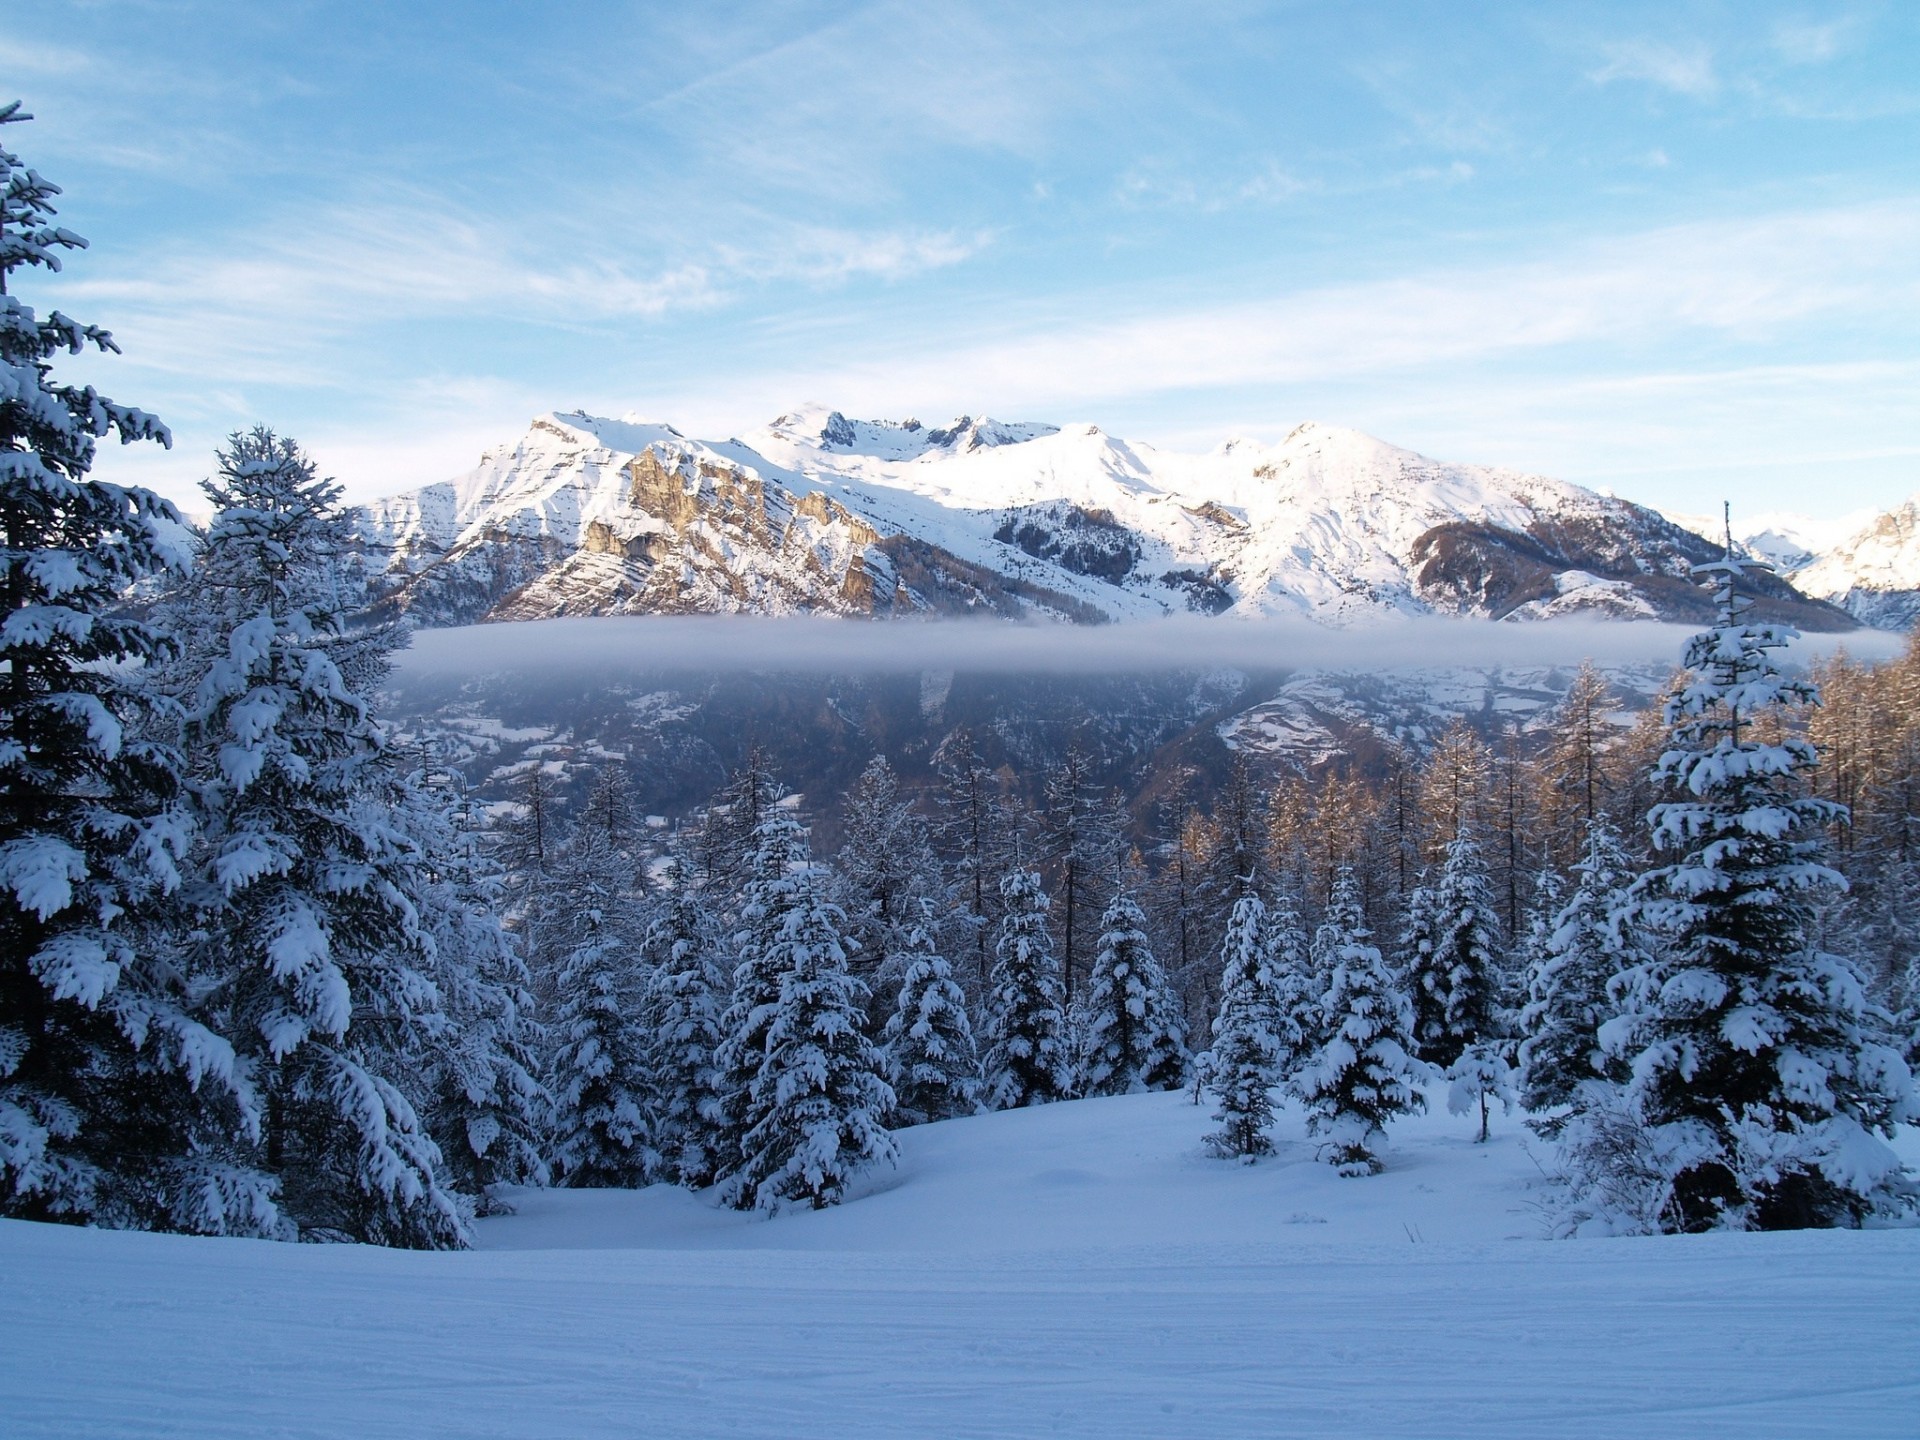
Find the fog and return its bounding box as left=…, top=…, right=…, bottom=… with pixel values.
left=393, top=614, right=1900, bottom=681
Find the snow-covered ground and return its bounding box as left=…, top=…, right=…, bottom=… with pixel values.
left=6, top=1091, right=1918, bottom=1438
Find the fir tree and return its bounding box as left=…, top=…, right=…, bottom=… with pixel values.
left=543, top=824, right=652, bottom=1188
left=637, top=873, right=729, bottom=1187
left=1205, top=895, right=1281, bottom=1160
left=1597, top=543, right=1916, bottom=1231
left=712, top=794, right=813, bottom=1188
left=1517, top=818, right=1637, bottom=1134
left=0, top=105, right=260, bottom=1233
left=407, top=765, right=549, bottom=1207
left=1296, top=888, right=1425, bottom=1176
left=177, top=429, right=465, bottom=1247
left=728, top=862, right=896, bottom=1212
left=981, top=868, right=1072, bottom=1109
left=1262, top=891, right=1316, bottom=1083
left=934, top=727, right=998, bottom=993
left=1080, top=892, right=1186, bottom=1097
left=1404, top=832, right=1502, bottom=1069
left=881, top=903, right=981, bottom=1126
left=837, top=753, right=941, bottom=1007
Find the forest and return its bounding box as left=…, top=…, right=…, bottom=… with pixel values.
left=4, top=101, right=1915, bottom=1250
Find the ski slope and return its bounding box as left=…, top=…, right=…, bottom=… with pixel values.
left=6, top=1090, right=1918, bottom=1439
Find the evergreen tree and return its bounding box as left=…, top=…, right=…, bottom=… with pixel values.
left=727, top=861, right=896, bottom=1213
left=1080, top=892, right=1186, bottom=1097
left=0, top=107, right=256, bottom=1232
left=881, top=903, right=981, bottom=1126
left=837, top=753, right=941, bottom=1008
left=1404, top=832, right=1502, bottom=1069
left=544, top=824, right=653, bottom=1188
left=637, top=874, right=729, bottom=1187
left=1597, top=545, right=1915, bottom=1231
left=1517, top=818, right=1637, bottom=1134
left=934, top=727, right=998, bottom=993
left=1296, top=891, right=1425, bottom=1176
left=1262, top=891, right=1316, bottom=1083
left=981, top=868, right=1072, bottom=1109
left=1305, top=867, right=1368, bottom=1056
left=178, top=429, right=463, bottom=1247
left=712, top=794, right=813, bottom=1186
left=407, top=766, right=549, bottom=1207
left=1205, top=895, right=1281, bottom=1160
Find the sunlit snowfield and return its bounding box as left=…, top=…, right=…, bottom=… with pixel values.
left=6, top=1090, right=1917, bottom=1440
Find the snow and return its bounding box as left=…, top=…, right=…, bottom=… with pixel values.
left=5, top=1089, right=1918, bottom=1438
left=360, top=405, right=1750, bottom=628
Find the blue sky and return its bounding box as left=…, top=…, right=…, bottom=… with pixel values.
left=10, top=1, right=1920, bottom=518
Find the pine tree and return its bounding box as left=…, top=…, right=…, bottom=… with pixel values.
left=0, top=105, right=262, bottom=1234
left=1404, top=832, right=1503, bottom=1069
left=981, top=868, right=1072, bottom=1109
left=934, top=727, right=998, bottom=994
left=1517, top=818, right=1637, bottom=1134
left=1598, top=542, right=1916, bottom=1231
left=881, top=903, right=981, bottom=1125
left=1205, top=895, right=1281, bottom=1159
left=1080, top=892, right=1186, bottom=1097
left=407, top=763, right=549, bottom=1207
left=1041, top=744, right=1105, bottom=1005
left=728, top=862, right=896, bottom=1212
left=712, top=794, right=813, bottom=1189
left=837, top=753, right=941, bottom=1009
left=1262, top=891, right=1316, bottom=1083
left=637, top=874, right=729, bottom=1187
left=544, top=824, right=652, bottom=1188
left=1305, top=867, right=1368, bottom=1056
left=1296, top=891, right=1425, bottom=1176
left=178, top=429, right=464, bottom=1247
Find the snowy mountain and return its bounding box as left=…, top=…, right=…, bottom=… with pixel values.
left=1663, top=501, right=1920, bottom=630
left=358, top=408, right=1851, bottom=630
left=1782, top=498, right=1920, bottom=631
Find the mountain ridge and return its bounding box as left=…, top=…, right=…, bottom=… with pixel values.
left=355, top=408, right=1855, bottom=632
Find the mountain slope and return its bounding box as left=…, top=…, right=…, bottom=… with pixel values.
left=1785, top=498, right=1920, bottom=631
left=357, top=408, right=1853, bottom=630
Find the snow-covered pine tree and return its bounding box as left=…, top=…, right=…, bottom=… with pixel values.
left=179, top=428, right=463, bottom=1247
left=728, top=859, right=896, bottom=1213
left=1296, top=878, right=1425, bottom=1176
left=837, top=753, right=942, bottom=1009
left=543, top=821, right=653, bottom=1188
left=405, top=761, right=549, bottom=1207
left=712, top=794, right=813, bottom=1192
left=1305, top=867, right=1368, bottom=1054
left=1517, top=818, right=1637, bottom=1135
left=1205, top=894, right=1281, bottom=1159
left=981, top=868, right=1073, bottom=1109
left=1080, top=891, right=1186, bottom=1097
left=1598, top=540, right=1916, bottom=1231
left=881, top=901, right=980, bottom=1125
left=934, top=727, right=998, bottom=994
left=0, top=105, right=261, bottom=1233
left=1262, top=891, right=1315, bottom=1083
left=637, top=870, right=729, bottom=1187
left=1405, top=832, right=1503, bottom=1069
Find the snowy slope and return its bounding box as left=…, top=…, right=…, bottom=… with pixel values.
left=1787, top=496, right=1920, bottom=630
left=7, top=1090, right=1918, bottom=1440
left=1663, top=501, right=1920, bottom=629
left=359, top=408, right=1852, bottom=630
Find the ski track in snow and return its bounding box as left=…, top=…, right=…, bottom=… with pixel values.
left=6, top=1090, right=1918, bottom=1439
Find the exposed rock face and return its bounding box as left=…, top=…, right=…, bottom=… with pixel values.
left=352, top=409, right=1856, bottom=631
left=1787, top=500, right=1920, bottom=631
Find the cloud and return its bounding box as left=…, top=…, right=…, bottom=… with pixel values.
left=391, top=614, right=1897, bottom=685
left=714, top=199, right=1920, bottom=421
left=1591, top=39, right=1719, bottom=98
left=61, top=194, right=986, bottom=390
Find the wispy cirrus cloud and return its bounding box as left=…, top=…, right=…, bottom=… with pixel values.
left=720, top=200, right=1920, bottom=419
left=1590, top=39, right=1720, bottom=98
